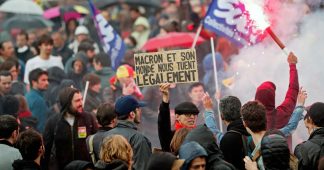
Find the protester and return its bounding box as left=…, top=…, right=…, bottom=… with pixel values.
left=103, top=95, right=151, bottom=170
left=65, top=41, right=96, bottom=74
left=146, top=152, right=185, bottom=170
left=158, top=83, right=199, bottom=152
left=44, top=67, right=67, bottom=106
left=0, top=70, right=13, bottom=96
left=131, top=16, right=150, bottom=49
left=23, top=34, right=64, bottom=85
left=43, top=87, right=97, bottom=169
left=0, top=39, right=15, bottom=63
left=294, top=102, right=324, bottom=170
left=86, top=103, right=117, bottom=164
left=0, top=59, right=26, bottom=95
left=183, top=126, right=236, bottom=170
left=69, top=25, right=99, bottom=54
left=179, top=141, right=208, bottom=170
left=105, top=64, right=143, bottom=103
left=93, top=52, right=115, bottom=90
left=0, top=115, right=22, bottom=170
left=95, top=135, right=133, bottom=170
left=15, top=31, right=34, bottom=64
left=25, top=68, right=49, bottom=133
left=241, top=101, right=267, bottom=170
left=51, top=31, right=74, bottom=65
left=67, top=53, right=87, bottom=90
left=255, top=52, right=299, bottom=130
left=82, top=73, right=103, bottom=113
left=12, top=129, right=44, bottom=170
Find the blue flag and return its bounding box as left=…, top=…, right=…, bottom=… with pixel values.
left=203, top=0, right=265, bottom=46
left=88, top=0, right=126, bottom=70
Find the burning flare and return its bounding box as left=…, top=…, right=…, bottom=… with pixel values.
left=242, top=0, right=270, bottom=31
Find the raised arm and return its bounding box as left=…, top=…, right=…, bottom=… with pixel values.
left=158, top=83, right=173, bottom=151
left=276, top=52, right=299, bottom=127
left=280, top=88, right=307, bottom=136
left=203, top=93, right=224, bottom=143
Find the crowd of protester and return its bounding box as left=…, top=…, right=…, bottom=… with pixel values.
left=0, top=0, right=324, bottom=170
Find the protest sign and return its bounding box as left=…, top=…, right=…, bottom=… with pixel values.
left=134, top=49, right=199, bottom=87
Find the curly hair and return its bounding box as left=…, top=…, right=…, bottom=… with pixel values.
left=241, top=101, right=267, bottom=133
left=100, top=135, right=133, bottom=166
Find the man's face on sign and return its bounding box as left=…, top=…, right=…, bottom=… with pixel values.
left=189, top=85, right=205, bottom=103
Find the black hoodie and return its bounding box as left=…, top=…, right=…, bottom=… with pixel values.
left=220, top=119, right=251, bottom=170
left=95, top=160, right=129, bottom=170
left=12, top=160, right=41, bottom=170
left=184, top=125, right=236, bottom=170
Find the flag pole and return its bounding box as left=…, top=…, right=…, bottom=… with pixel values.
left=210, top=37, right=223, bottom=133
left=83, top=81, right=89, bottom=107
left=191, top=23, right=203, bottom=48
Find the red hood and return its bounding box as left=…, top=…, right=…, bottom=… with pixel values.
left=255, top=81, right=276, bottom=110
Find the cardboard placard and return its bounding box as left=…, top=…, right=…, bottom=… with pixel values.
left=134, top=49, right=199, bottom=87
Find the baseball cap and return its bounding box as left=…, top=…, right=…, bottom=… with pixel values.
left=115, top=95, right=146, bottom=117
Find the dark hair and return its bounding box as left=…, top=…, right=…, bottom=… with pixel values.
left=94, top=52, right=111, bottom=67
left=0, top=40, right=11, bottom=50
left=96, top=103, right=116, bottom=127
left=16, top=129, right=43, bottom=161
left=219, top=96, right=242, bottom=122
left=28, top=68, right=48, bottom=87
left=17, top=31, right=29, bottom=41
left=0, top=70, right=13, bottom=80
left=241, top=101, right=267, bottom=133
left=77, top=41, right=94, bottom=52
left=0, top=59, right=16, bottom=71
left=188, top=82, right=205, bottom=93
left=37, top=34, right=53, bottom=46
left=0, top=115, right=19, bottom=139
left=130, top=7, right=140, bottom=13
left=82, top=73, right=101, bottom=88
left=2, top=95, right=19, bottom=117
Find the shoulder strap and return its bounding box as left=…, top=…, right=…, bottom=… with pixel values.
left=227, top=130, right=248, bottom=156
left=252, top=149, right=261, bottom=161
left=88, top=134, right=97, bottom=164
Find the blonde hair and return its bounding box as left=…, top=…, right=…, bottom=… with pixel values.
left=100, top=135, right=133, bottom=166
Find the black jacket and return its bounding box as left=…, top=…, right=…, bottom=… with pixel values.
left=294, top=127, right=324, bottom=170
left=220, top=119, right=251, bottom=170
left=103, top=120, right=152, bottom=170
left=158, top=102, right=175, bottom=152
left=12, top=160, right=41, bottom=170
left=95, top=160, right=129, bottom=170
left=184, top=125, right=236, bottom=170
left=43, top=112, right=97, bottom=169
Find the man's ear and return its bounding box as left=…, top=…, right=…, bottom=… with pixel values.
left=129, top=112, right=136, bottom=120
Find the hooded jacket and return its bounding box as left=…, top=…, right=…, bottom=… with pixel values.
left=95, top=160, right=129, bottom=170
left=63, top=160, right=94, bottom=170
left=43, top=89, right=97, bottom=169
left=103, top=120, right=151, bottom=170
left=294, top=127, right=324, bottom=170
left=220, top=119, right=251, bottom=170
left=45, top=67, right=67, bottom=106
left=255, top=64, right=299, bottom=129
left=131, top=16, right=150, bottom=49
left=67, top=54, right=88, bottom=90
left=179, top=141, right=208, bottom=170
left=184, top=125, right=236, bottom=170
left=261, top=134, right=290, bottom=170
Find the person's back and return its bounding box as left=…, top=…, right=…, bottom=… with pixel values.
left=0, top=115, right=22, bottom=170
left=103, top=95, right=151, bottom=170
left=255, top=52, right=299, bottom=130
